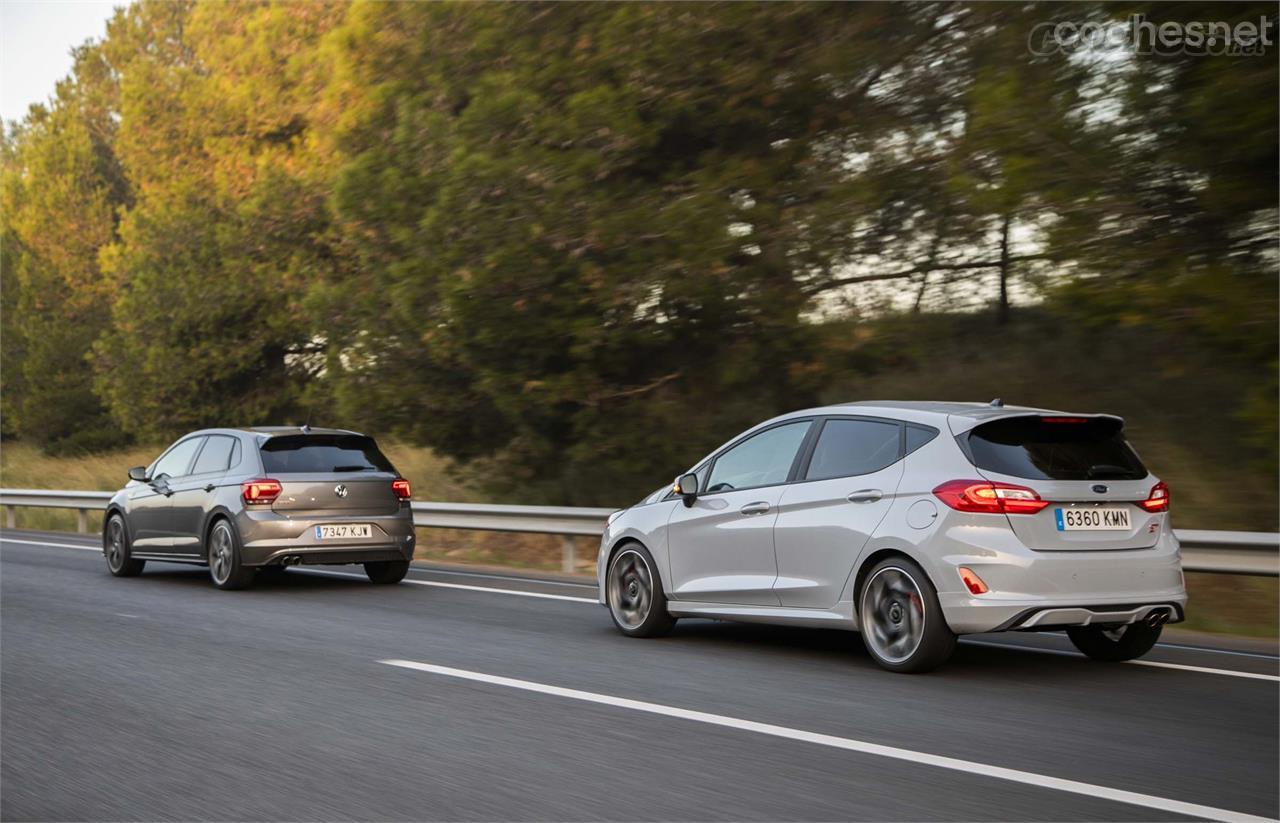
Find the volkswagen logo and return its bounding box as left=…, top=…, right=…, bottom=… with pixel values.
left=1091, top=484, right=1108, bottom=494
left=334, top=484, right=349, bottom=498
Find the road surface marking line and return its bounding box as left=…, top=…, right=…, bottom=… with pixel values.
left=6, top=535, right=1276, bottom=676
left=300, top=568, right=597, bottom=603
left=0, top=537, right=100, bottom=551
left=380, top=659, right=1270, bottom=823
left=962, top=640, right=1279, bottom=682
left=1128, top=659, right=1279, bottom=682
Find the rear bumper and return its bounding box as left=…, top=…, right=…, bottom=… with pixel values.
left=234, top=509, right=415, bottom=567
left=930, top=521, right=1186, bottom=635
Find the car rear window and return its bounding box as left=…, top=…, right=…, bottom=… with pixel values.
left=965, top=417, right=1147, bottom=481
left=259, top=434, right=396, bottom=474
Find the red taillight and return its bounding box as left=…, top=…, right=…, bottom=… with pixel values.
left=932, top=479, right=1049, bottom=515
left=958, top=566, right=990, bottom=595
left=241, top=478, right=282, bottom=505
left=392, top=478, right=412, bottom=500
left=1137, top=480, right=1169, bottom=513
left=1040, top=416, right=1088, bottom=424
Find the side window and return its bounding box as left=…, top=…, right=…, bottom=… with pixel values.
left=228, top=439, right=241, bottom=470
left=192, top=435, right=236, bottom=475
left=706, top=421, right=811, bottom=493
left=905, top=425, right=938, bottom=456
left=152, top=437, right=205, bottom=480
left=804, top=419, right=901, bottom=481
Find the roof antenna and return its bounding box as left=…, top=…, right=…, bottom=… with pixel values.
left=989, top=397, right=1004, bottom=407
left=301, top=407, right=312, bottom=434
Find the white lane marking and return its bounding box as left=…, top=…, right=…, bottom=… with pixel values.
left=381, top=659, right=1271, bottom=823
left=7, top=535, right=1277, bottom=678
left=962, top=640, right=1279, bottom=682
left=1129, top=659, right=1279, bottom=682
left=412, top=566, right=598, bottom=589
left=0, top=537, right=100, bottom=552
left=299, top=568, right=597, bottom=604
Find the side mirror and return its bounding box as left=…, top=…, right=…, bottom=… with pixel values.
left=675, top=472, right=699, bottom=507
left=127, top=466, right=149, bottom=483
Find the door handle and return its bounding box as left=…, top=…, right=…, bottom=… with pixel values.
left=739, top=501, right=771, bottom=516
left=204, top=484, right=216, bottom=492
left=847, top=489, right=883, bottom=503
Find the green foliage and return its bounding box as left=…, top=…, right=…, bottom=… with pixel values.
left=0, top=1, right=1274, bottom=505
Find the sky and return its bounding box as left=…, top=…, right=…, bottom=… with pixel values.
left=1, top=0, right=122, bottom=124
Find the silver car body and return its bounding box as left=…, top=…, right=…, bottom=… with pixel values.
left=105, top=426, right=416, bottom=568
left=596, top=401, right=1186, bottom=635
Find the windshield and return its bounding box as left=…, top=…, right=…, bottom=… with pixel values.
left=965, top=416, right=1147, bottom=481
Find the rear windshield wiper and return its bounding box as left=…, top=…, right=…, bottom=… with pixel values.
left=333, top=465, right=375, bottom=472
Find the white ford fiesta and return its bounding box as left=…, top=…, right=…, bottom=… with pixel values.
left=597, top=401, right=1186, bottom=673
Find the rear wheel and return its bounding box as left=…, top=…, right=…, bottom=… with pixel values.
left=104, top=515, right=145, bottom=577
left=858, top=557, right=955, bottom=673
left=606, top=543, right=675, bottom=638
left=1067, top=623, right=1162, bottom=662
left=364, top=560, right=410, bottom=584
left=208, top=519, right=255, bottom=590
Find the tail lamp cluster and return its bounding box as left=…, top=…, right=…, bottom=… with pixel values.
left=239, top=478, right=413, bottom=504
left=932, top=479, right=1170, bottom=515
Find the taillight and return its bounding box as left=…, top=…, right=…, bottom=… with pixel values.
left=392, top=478, right=412, bottom=500
left=242, top=478, right=282, bottom=505
left=958, top=566, right=990, bottom=595
left=932, top=480, right=1049, bottom=515
left=1137, top=480, right=1169, bottom=513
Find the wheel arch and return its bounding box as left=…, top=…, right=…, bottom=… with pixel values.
left=849, top=545, right=939, bottom=619
left=200, top=508, right=236, bottom=561
left=103, top=504, right=128, bottom=541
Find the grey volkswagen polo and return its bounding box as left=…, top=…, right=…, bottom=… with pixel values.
left=102, top=426, right=417, bottom=589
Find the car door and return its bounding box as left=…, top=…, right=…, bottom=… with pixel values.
left=667, top=419, right=812, bottom=606
left=167, top=435, right=240, bottom=556
left=129, top=436, right=205, bottom=552
left=772, top=417, right=906, bottom=609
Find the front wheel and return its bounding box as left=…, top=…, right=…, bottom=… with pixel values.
left=364, top=560, right=410, bottom=584
left=208, top=519, right=255, bottom=590
left=1067, top=623, right=1162, bottom=662
left=606, top=543, right=676, bottom=638
left=858, top=557, right=955, bottom=673
left=104, top=515, right=145, bottom=577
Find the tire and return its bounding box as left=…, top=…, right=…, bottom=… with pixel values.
left=1067, top=623, right=1162, bottom=662
left=207, top=519, right=256, bottom=590
left=104, top=514, right=145, bottom=577
left=606, top=543, right=676, bottom=638
left=858, top=556, right=955, bottom=673
left=364, top=560, right=410, bottom=584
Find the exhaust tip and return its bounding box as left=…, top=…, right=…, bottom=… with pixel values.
left=1145, top=609, right=1170, bottom=627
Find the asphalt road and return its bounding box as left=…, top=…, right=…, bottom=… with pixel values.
left=2, top=529, right=1277, bottom=822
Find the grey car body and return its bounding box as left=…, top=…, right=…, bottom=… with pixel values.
left=597, top=401, right=1187, bottom=672
left=103, top=426, right=416, bottom=588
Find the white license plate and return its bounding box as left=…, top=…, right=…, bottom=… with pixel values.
left=1055, top=507, right=1131, bottom=531
left=314, top=524, right=372, bottom=540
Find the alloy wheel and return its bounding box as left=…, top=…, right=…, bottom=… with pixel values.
left=608, top=549, right=653, bottom=629
left=106, top=518, right=125, bottom=572
left=210, top=524, right=233, bottom=585
left=861, top=566, right=926, bottom=665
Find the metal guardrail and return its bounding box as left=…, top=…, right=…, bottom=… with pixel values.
left=1, top=488, right=1276, bottom=576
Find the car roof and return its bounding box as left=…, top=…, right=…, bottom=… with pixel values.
left=760, top=400, right=1122, bottom=436
left=185, top=426, right=367, bottom=438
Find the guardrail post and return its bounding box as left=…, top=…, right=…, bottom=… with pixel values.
left=561, top=536, right=576, bottom=574
left=77, top=509, right=89, bottom=534
left=4, top=505, right=13, bottom=529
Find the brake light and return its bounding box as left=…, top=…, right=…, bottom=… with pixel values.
left=932, top=480, right=1049, bottom=514
left=241, top=478, right=282, bottom=505
left=392, top=478, right=412, bottom=500
left=958, top=566, right=990, bottom=595
left=1137, top=480, right=1169, bottom=513
left=1040, top=416, right=1088, bottom=424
